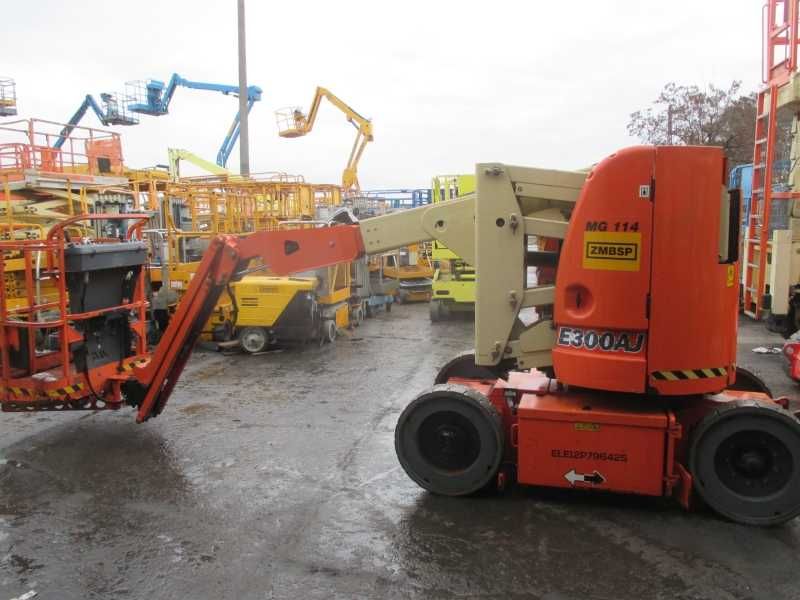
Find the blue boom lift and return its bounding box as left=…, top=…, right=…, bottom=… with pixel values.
left=126, top=74, right=262, bottom=167
left=53, top=93, right=138, bottom=149
left=54, top=75, right=262, bottom=167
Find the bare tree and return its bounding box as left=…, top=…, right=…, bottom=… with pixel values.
left=627, top=81, right=756, bottom=167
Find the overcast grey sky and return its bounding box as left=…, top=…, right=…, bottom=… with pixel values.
left=3, top=0, right=762, bottom=188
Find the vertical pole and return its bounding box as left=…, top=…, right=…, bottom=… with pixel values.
left=237, top=0, right=250, bottom=177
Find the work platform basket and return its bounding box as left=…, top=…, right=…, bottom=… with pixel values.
left=0, top=78, right=17, bottom=117
left=275, top=107, right=308, bottom=138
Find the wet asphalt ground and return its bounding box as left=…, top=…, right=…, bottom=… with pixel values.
left=1, top=306, right=799, bottom=600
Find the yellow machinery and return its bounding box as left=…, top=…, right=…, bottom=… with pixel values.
left=275, top=87, right=373, bottom=193
left=381, top=243, right=434, bottom=303
left=167, top=148, right=234, bottom=180
left=0, top=118, right=135, bottom=312
left=429, top=174, right=476, bottom=320
left=0, top=78, right=17, bottom=117
left=133, top=174, right=353, bottom=348
left=231, top=244, right=353, bottom=353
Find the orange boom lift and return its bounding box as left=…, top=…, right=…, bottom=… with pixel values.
left=1, top=145, right=798, bottom=525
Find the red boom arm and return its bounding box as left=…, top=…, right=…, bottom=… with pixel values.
left=131, top=224, right=365, bottom=422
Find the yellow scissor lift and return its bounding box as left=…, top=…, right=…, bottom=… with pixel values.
left=381, top=243, right=434, bottom=303
left=429, top=174, right=476, bottom=321
left=134, top=171, right=356, bottom=352
left=0, top=118, right=137, bottom=313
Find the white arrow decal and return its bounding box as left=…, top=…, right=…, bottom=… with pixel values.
left=564, top=469, right=606, bottom=486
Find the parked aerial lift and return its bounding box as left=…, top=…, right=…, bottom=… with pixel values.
left=275, top=87, right=373, bottom=193
left=167, top=148, right=233, bottom=179
left=352, top=254, right=397, bottom=318
left=381, top=244, right=434, bottom=303
left=0, top=78, right=18, bottom=117
left=741, top=1, right=800, bottom=339
left=125, top=75, right=262, bottom=168
left=53, top=93, right=139, bottom=149
left=144, top=174, right=351, bottom=351
left=231, top=251, right=354, bottom=353
left=358, top=189, right=432, bottom=210
left=54, top=75, right=262, bottom=168
left=2, top=145, right=798, bottom=526
left=429, top=174, right=476, bottom=321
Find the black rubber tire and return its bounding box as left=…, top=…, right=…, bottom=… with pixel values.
left=238, top=326, right=268, bottom=354
left=365, top=303, right=374, bottom=318
left=395, top=384, right=504, bottom=496
left=434, top=351, right=514, bottom=385
left=690, top=399, right=800, bottom=526
left=323, top=320, right=337, bottom=344
left=385, top=301, right=392, bottom=312
left=729, top=366, right=773, bottom=398
left=429, top=300, right=442, bottom=322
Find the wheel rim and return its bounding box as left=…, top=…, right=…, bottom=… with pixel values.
left=418, top=410, right=481, bottom=471
left=240, top=328, right=267, bottom=353
left=714, top=429, right=793, bottom=497
left=690, top=401, right=800, bottom=525
left=395, top=384, right=503, bottom=496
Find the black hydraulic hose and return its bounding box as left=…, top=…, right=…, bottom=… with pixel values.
left=226, top=282, right=239, bottom=327
left=77, top=271, right=105, bottom=403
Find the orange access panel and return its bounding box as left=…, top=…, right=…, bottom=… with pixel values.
left=517, top=392, right=669, bottom=496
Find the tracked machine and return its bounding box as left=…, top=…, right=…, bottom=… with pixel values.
left=2, top=145, right=798, bottom=525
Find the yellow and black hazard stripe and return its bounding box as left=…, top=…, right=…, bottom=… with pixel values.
left=46, top=383, right=86, bottom=399
left=4, top=386, right=34, bottom=398
left=652, top=367, right=727, bottom=381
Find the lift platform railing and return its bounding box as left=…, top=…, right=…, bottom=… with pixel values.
left=274, top=107, right=306, bottom=138
left=0, top=214, right=150, bottom=411
left=0, top=78, right=17, bottom=117
left=0, top=119, right=124, bottom=177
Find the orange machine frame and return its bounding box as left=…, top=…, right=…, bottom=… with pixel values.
left=553, top=146, right=738, bottom=395
left=0, top=214, right=150, bottom=409
left=0, top=219, right=365, bottom=417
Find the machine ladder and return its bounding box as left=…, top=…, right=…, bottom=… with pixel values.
left=744, top=0, right=800, bottom=318
left=744, top=87, right=779, bottom=318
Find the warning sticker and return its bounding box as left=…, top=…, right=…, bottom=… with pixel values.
left=583, top=231, right=641, bottom=271
left=726, top=264, right=735, bottom=287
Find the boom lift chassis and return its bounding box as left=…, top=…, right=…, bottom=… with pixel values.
left=3, top=146, right=800, bottom=525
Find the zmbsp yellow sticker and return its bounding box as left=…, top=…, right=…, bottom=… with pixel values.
left=582, top=231, right=642, bottom=271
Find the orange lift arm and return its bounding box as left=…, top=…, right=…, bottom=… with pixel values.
left=130, top=224, right=365, bottom=422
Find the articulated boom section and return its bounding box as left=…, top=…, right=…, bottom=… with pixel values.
left=359, top=162, right=587, bottom=371
left=132, top=225, right=364, bottom=422
left=121, top=166, right=583, bottom=422
left=133, top=168, right=587, bottom=421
